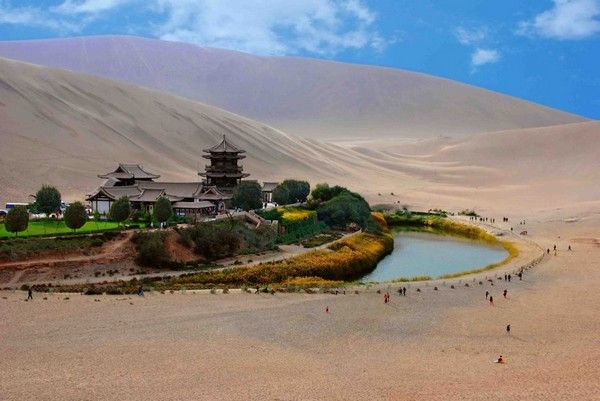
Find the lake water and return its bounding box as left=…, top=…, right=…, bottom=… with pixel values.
left=362, top=231, right=508, bottom=282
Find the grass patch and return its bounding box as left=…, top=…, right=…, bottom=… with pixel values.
left=0, top=220, right=120, bottom=238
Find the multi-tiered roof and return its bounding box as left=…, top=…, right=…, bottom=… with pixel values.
left=199, top=135, right=249, bottom=189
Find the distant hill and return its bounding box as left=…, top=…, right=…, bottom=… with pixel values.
left=0, top=36, right=585, bottom=140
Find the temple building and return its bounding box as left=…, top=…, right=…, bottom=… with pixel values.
left=199, top=136, right=249, bottom=191
left=86, top=136, right=281, bottom=216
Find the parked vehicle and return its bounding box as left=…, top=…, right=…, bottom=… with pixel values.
left=5, top=202, right=29, bottom=210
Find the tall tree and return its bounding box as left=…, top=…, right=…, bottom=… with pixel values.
left=272, top=185, right=290, bottom=205
left=232, top=181, right=263, bottom=211
left=34, top=185, right=61, bottom=217
left=64, top=202, right=87, bottom=232
left=5, top=206, right=29, bottom=236
left=153, top=196, right=173, bottom=226
left=109, top=196, right=131, bottom=225
left=272, top=179, right=310, bottom=205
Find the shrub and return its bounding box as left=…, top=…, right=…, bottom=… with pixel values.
left=132, top=231, right=168, bottom=267
left=109, top=196, right=131, bottom=224
left=281, top=276, right=344, bottom=288
left=5, top=206, right=29, bottom=236
left=232, top=181, right=263, bottom=211
left=64, top=202, right=87, bottom=232
left=165, top=231, right=393, bottom=287
left=317, top=193, right=371, bottom=229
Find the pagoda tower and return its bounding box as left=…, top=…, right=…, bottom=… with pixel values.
left=199, top=135, right=249, bottom=190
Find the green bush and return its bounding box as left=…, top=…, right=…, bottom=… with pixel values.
left=5, top=206, right=29, bottom=236
left=109, top=196, right=131, bottom=224
left=316, top=193, right=371, bottom=229
left=64, top=202, right=87, bottom=232
left=132, top=231, right=168, bottom=267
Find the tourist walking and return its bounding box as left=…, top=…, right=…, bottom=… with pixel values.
left=489, top=295, right=494, bottom=306
left=506, top=324, right=511, bottom=335
left=503, top=289, right=507, bottom=299
left=518, top=271, right=523, bottom=280
left=27, top=288, right=33, bottom=301
left=137, top=286, right=144, bottom=297
left=508, top=274, right=511, bottom=282
left=485, top=291, right=489, bottom=300
left=325, top=306, right=330, bottom=313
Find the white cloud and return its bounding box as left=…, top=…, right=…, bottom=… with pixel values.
left=454, top=26, right=487, bottom=45
left=0, top=0, right=387, bottom=56
left=53, top=0, right=126, bottom=14
left=0, top=2, right=79, bottom=31
left=155, top=0, right=387, bottom=55
left=471, top=48, right=500, bottom=67
left=517, top=0, right=600, bottom=40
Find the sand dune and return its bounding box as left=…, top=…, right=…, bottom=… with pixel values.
left=335, top=121, right=600, bottom=214
left=0, top=56, right=598, bottom=217
left=0, top=56, right=421, bottom=205
left=0, top=35, right=584, bottom=139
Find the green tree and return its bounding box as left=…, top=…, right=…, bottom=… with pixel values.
left=109, top=196, right=131, bottom=225
left=310, top=183, right=348, bottom=205
left=34, top=185, right=61, bottom=217
left=316, top=193, right=371, bottom=229
left=153, top=196, right=173, bottom=226
left=64, top=202, right=87, bottom=232
left=272, top=185, right=290, bottom=205
left=272, top=179, right=310, bottom=205
left=5, top=206, right=29, bottom=236
left=232, top=181, right=263, bottom=211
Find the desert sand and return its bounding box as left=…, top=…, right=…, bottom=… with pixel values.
left=0, top=35, right=583, bottom=139
left=1, top=56, right=599, bottom=217
left=1, top=214, right=599, bottom=400
left=1, top=40, right=599, bottom=400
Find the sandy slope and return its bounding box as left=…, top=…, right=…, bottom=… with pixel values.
left=0, top=35, right=584, bottom=139
left=1, top=216, right=599, bottom=400
left=0, top=56, right=383, bottom=203
left=336, top=121, right=600, bottom=215
left=0, top=56, right=598, bottom=217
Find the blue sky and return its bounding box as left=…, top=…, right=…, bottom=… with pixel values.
left=0, top=0, right=598, bottom=119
